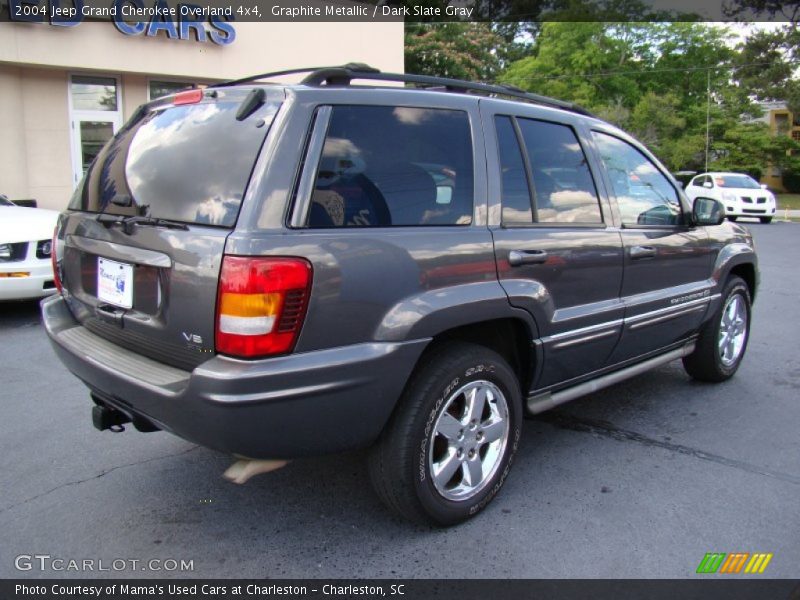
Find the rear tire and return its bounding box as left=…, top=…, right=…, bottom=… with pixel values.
left=368, top=342, right=522, bottom=526
left=760, top=217, right=772, bottom=224
left=683, top=276, right=751, bottom=382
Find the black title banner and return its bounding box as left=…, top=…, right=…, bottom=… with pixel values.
left=3, top=580, right=800, bottom=600
left=0, top=0, right=797, bottom=23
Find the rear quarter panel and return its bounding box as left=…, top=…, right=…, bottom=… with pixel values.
left=227, top=88, right=522, bottom=351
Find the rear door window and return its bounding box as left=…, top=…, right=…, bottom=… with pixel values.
left=305, top=106, right=474, bottom=227
left=494, top=115, right=602, bottom=225
left=495, top=116, right=533, bottom=224
left=69, top=89, right=281, bottom=227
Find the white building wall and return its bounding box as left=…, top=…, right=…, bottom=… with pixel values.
left=0, top=20, right=405, bottom=210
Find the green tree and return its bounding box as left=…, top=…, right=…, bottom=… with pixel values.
left=734, top=25, right=800, bottom=114
left=405, top=23, right=507, bottom=81
left=709, top=122, right=800, bottom=179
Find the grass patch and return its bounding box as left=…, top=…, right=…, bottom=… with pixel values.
left=776, top=194, right=800, bottom=210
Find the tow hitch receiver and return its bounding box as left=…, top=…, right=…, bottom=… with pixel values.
left=91, top=405, right=131, bottom=432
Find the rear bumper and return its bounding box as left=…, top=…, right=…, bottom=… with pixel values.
left=42, top=295, right=429, bottom=458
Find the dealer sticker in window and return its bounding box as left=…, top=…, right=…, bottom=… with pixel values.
left=97, top=257, right=133, bottom=309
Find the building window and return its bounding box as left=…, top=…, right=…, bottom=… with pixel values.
left=70, top=75, right=118, bottom=111
left=792, top=130, right=800, bottom=142
left=69, top=74, right=123, bottom=187
left=149, top=80, right=197, bottom=101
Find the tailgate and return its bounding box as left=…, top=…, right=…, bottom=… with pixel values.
left=58, top=86, right=283, bottom=370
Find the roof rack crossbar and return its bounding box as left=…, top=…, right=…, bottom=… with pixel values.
left=210, top=67, right=329, bottom=88
left=211, top=63, right=380, bottom=88
left=300, top=66, right=594, bottom=117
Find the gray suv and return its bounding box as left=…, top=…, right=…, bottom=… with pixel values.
left=42, top=65, right=757, bottom=526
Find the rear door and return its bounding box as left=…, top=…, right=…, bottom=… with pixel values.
left=481, top=101, right=624, bottom=391
left=58, top=87, right=283, bottom=370
left=589, top=129, right=715, bottom=364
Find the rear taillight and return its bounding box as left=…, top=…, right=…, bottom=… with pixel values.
left=51, top=226, right=63, bottom=294
left=215, top=256, right=312, bottom=358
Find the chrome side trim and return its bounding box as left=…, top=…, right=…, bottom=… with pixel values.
left=527, top=342, right=696, bottom=414
left=629, top=304, right=707, bottom=331
left=289, top=105, right=332, bottom=228
left=539, top=293, right=719, bottom=350
left=543, top=319, right=623, bottom=343
left=626, top=294, right=720, bottom=327
left=551, top=328, right=618, bottom=349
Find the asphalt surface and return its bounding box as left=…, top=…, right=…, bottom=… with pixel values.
left=1, top=221, right=798, bottom=580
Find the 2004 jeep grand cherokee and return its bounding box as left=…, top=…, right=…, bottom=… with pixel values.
left=42, top=65, right=757, bottom=526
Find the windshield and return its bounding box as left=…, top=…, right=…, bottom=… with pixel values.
left=714, top=175, right=760, bottom=189
left=68, top=89, right=282, bottom=227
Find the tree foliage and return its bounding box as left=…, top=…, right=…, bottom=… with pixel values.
left=405, top=23, right=508, bottom=81
left=493, top=21, right=800, bottom=173
left=404, top=14, right=800, bottom=177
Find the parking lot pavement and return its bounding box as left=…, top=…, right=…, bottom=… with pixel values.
left=1, top=221, right=798, bottom=580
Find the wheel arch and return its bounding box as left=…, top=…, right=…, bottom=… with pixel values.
left=712, top=243, right=758, bottom=303
left=408, top=317, right=537, bottom=397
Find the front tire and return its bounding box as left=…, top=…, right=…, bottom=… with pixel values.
left=368, top=342, right=522, bottom=526
left=727, top=216, right=738, bottom=222
left=683, top=276, right=751, bottom=382
left=760, top=217, right=773, bottom=224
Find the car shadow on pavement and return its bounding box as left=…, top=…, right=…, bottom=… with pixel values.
left=0, top=299, right=43, bottom=329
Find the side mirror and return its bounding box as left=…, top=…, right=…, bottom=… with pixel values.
left=760, top=183, right=768, bottom=190
left=703, top=181, right=713, bottom=189
left=693, top=197, right=725, bottom=226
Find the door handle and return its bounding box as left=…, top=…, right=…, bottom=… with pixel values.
left=508, top=249, right=549, bottom=266
left=630, top=245, right=657, bottom=259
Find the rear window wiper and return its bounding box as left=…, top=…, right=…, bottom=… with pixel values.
left=96, top=213, right=189, bottom=234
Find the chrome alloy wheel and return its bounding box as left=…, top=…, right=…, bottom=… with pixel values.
left=428, top=380, right=510, bottom=502
left=718, top=294, right=748, bottom=367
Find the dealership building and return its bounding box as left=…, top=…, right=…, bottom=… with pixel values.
left=0, top=15, right=403, bottom=210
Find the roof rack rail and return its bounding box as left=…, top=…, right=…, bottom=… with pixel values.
left=211, top=64, right=594, bottom=117
left=210, top=63, right=379, bottom=88
left=300, top=65, right=595, bottom=117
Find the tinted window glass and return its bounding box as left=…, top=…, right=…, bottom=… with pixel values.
left=68, top=92, right=280, bottom=227
left=593, top=132, right=681, bottom=226
left=307, top=106, right=473, bottom=227
left=517, top=119, right=602, bottom=223
left=495, top=116, right=533, bottom=224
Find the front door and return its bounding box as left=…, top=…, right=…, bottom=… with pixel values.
left=481, top=102, right=625, bottom=391
left=590, top=129, right=715, bottom=364
left=69, top=75, right=123, bottom=187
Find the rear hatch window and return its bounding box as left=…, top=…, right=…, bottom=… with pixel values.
left=60, top=87, right=282, bottom=371
left=69, top=87, right=283, bottom=226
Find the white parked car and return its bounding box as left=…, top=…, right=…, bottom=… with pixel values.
left=0, top=196, right=59, bottom=300
left=684, top=172, right=777, bottom=224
